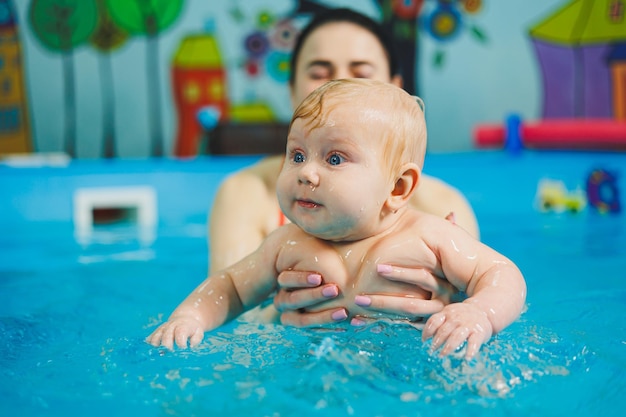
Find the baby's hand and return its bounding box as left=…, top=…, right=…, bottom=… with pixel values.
left=146, top=316, right=205, bottom=350
left=421, top=303, right=493, bottom=359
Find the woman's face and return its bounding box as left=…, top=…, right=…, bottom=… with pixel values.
left=290, top=22, right=402, bottom=108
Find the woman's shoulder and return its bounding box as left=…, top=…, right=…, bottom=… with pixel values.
left=221, top=155, right=283, bottom=192
left=417, top=174, right=463, bottom=199
left=411, top=174, right=479, bottom=238
left=248, top=155, right=284, bottom=184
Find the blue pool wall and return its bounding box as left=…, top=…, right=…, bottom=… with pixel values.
left=0, top=156, right=261, bottom=229
left=1, top=151, right=625, bottom=232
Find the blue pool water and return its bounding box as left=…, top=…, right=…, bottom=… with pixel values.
left=1, top=151, right=625, bottom=416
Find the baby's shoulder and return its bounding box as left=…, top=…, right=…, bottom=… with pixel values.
left=387, top=209, right=460, bottom=247
left=355, top=212, right=439, bottom=270
left=400, top=208, right=448, bottom=230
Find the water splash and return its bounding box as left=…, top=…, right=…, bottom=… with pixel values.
left=1, top=318, right=597, bottom=416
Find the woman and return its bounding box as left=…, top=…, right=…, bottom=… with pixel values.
left=209, top=8, right=479, bottom=326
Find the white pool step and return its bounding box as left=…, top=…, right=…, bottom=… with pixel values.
left=73, top=186, right=157, bottom=244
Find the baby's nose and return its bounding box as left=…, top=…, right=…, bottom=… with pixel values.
left=298, top=165, right=320, bottom=186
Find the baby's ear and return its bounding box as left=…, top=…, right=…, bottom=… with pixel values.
left=386, top=163, right=420, bottom=212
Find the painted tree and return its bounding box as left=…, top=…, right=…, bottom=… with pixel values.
left=106, top=0, right=184, bottom=157
left=91, top=0, right=128, bottom=158
left=28, top=0, right=97, bottom=157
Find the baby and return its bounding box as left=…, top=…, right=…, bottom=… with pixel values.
left=147, top=79, right=526, bottom=358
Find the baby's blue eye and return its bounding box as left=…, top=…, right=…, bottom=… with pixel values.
left=293, top=152, right=305, bottom=163
left=327, top=153, right=344, bottom=166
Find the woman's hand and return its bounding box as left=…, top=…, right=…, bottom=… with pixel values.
left=273, top=270, right=348, bottom=326
left=350, top=213, right=463, bottom=326
left=273, top=265, right=458, bottom=327
left=350, top=264, right=458, bottom=326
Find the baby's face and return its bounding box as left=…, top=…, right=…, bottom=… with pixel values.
left=277, top=103, right=393, bottom=241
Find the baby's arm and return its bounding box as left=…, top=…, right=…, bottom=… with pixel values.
left=146, top=270, right=245, bottom=350
left=147, top=231, right=284, bottom=350
left=421, top=219, right=527, bottom=358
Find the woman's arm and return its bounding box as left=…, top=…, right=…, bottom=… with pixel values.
left=209, top=169, right=274, bottom=272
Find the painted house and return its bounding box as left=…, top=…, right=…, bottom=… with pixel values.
left=0, top=0, right=31, bottom=155
left=172, top=31, right=228, bottom=157
left=608, top=43, right=626, bottom=119
left=529, top=0, right=626, bottom=119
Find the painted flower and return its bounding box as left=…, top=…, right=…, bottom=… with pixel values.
left=244, top=31, right=269, bottom=59
left=265, top=50, right=291, bottom=83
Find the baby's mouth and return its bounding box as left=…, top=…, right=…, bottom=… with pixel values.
left=296, top=198, right=321, bottom=209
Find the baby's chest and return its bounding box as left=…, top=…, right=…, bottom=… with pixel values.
left=276, top=239, right=352, bottom=286
left=276, top=234, right=436, bottom=303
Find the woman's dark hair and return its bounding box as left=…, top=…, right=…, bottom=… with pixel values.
left=288, top=8, right=401, bottom=86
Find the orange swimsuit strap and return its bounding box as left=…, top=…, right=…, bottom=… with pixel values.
left=278, top=210, right=288, bottom=226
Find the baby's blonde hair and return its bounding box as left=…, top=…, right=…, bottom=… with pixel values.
left=291, top=79, right=427, bottom=179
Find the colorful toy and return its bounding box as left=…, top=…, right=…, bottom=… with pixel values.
left=586, top=169, right=621, bottom=214
left=536, top=179, right=587, bottom=213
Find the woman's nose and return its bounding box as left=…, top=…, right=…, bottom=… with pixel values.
left=334, top=67, right=351, bottom=80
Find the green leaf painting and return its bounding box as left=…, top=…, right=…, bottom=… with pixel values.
left=106, top=0, right=183, bottom=35
left=29, top=0, right=97, bottom=51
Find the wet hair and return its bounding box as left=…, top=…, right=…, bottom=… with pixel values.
left=288, top=8, right=401, bottom=86
left=291, top=79, right=427, bottom=175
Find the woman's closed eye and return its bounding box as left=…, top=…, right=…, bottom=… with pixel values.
left=350, top=63, right=376, bottom=79
left=307, top=64, right=331, bottom=81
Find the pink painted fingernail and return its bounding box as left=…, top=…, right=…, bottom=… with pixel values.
left=354, top=295, right=371, bottom=306
left=307, top=274, right=322, bottom=285
left=377, top=264, right=393, bottom=274
left=331, top=309, right=348, bottom=321
left=351, top=317, right=366, bottom=326
left=322, top=285, right=338, bottom=297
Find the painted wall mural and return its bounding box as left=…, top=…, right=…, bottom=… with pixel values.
left=27, top=0, right=183, bottom=157
left=172, top=27, right=229, bottom=157
left=6, top=1, right=614, bottom=158
left=529, top=0, right=626, bottom=120
left=0, top=0, right=489, bottom=158
left=170, top=0, right=488, bottom=157
left=0, top=0, right=31, bottom=155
